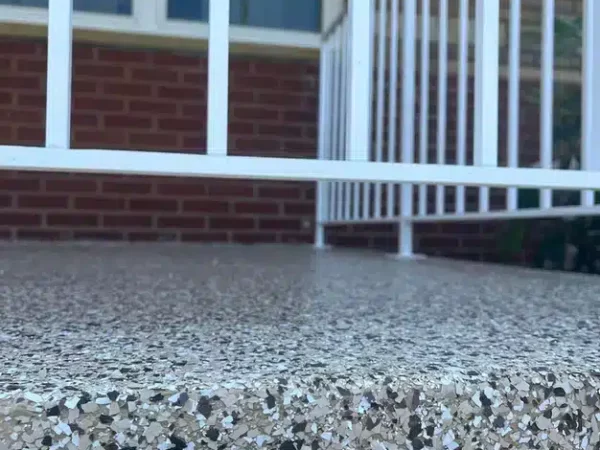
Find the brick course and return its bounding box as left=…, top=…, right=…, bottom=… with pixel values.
left=0, top=38, right=317, bottom=245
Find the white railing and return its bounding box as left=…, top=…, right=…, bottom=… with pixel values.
left=317, top=0, right=600, bottom=257
left=0, top=0, right=600, bottom=257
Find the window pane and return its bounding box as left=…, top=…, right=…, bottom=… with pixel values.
left=167, top=0, right=208, bottom=22
left=74, top=0, right=132, bottom=14
left=0, top=0, right=132, bottom=15
left=0, top=0, right=47, bottom=5
left=236, top=0, right=320, bottom=32
left=167, top=0, right=321, bottom=32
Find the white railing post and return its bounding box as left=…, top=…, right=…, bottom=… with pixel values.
left=374, top=0, right=388, bottom=219
left=540, top=0, right=554, bottom=209
left=387, top=0, right=400, bottom=220
left=581, top=0, right=600, bottom=206
left=435, top=0, right=448, bottom=216
left=45, top=0, right=73, bottom=149
left=347, top=0, right=372, bottom=162
left=474, top=0, right=500, bottom=212
left=315, top=41, right=333, bottom=249
left=360, top=0, right=376, bottom=220
left=330, top=27, right=342, bottom=222
left=341, top=20, right=350, bottom=221
left=456, top=0, right=469, bottom=215
left=418, top=0, right=431, bottom=217
left=399, top=0, right=417, bottom=258
left=507, top=0, right=521, bottom=211
left=207, top=0, right=230, bottom=156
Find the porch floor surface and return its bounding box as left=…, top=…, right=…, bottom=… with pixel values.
left=1, top=243, right=599, bottom=450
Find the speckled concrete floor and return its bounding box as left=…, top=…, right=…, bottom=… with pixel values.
left=1, top=243, right=599, bottom=450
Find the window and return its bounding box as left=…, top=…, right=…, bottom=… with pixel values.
left=167, top=0, right=321, bottom=32
left=0, top=0, right=132, bottom=15
left=0, top=0, right=322, bottom=50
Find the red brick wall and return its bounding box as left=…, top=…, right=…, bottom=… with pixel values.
left=0, top=37, right=317, bottom=244
left=0, top=36, right=552, bottom=263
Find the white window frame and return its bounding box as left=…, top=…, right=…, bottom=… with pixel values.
left=0, top=0, right=325, bottom=49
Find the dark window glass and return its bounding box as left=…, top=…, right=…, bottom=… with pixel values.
left=0, top=0, right=132, bottom=15
left=167, top=0, right=321, bottom=32
left=167, top=0, right=207, bottom=22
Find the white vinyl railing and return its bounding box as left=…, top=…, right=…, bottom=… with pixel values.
left=0, top=0, right=600, bottom=258
left=317, top=0, right=600, bottom=257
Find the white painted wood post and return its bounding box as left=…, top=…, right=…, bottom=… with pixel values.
left=207, top=0, right=230, bottom=156
left=581, top=0, right=600, bottom=206
left=347, top=0, right=372, bottom=162
left=474, top=0, right=500, bottom=212
left=45, top=0, right=73, bottom=149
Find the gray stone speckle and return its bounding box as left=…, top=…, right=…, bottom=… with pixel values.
left=1, top=243, right=600, bottom=449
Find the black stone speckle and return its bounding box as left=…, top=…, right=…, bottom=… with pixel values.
left=99, top=414, right=113, bottom=425
left=408, top=415, right=422, bottom=440
left=46, top=405, right=60, bottom=417
left=412, top=438, right=425, bottom=450
left=266, top=390, right=276, bottom=409
left=149, top=392, right=164, bottom=402
left=410, top=389, right=420, bottom=410
left=337, top=386, right=352, bottom=397
left=480, top=392, right=492, bottom=407
left=206, top=427, right=219, bottom=442
left=198, top=396, right=212, bottom=418
left=493, top=415, right=505, bottom=428
left=41, top=436, right=52, bottom=446
left=280, top=441, right=296, bottom=450
left=175, top=392, right=189, bottom=406
left=292, top=421, right=307, bottom=433
left=366, top=416, right=378, bottom=431
left=554, top=387, right=566, bottom=397
left=170, top=435, right=187, bottom=450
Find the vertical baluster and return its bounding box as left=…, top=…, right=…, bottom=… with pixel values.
left=375, top=0, right=388, bottom=219
left=341, top=20, right=351, bottom=221
left=399, top=0, right=417, bottom=257
left=455, top=0, right=469, bottom=214
left=418, top=0, right=430, bottom=216
left=474, top=0, right=500, bottom=212
left=335, top=24, right=344, bottom=221
left=507, top=0, right=521, bottom=211
left=540, top=0, right=554, bottom=209
left=315, top=39, right=333, bottom=247
left=435, top=0, right=448, bottom=215
left=348, top=0, right=373, bottom=162
left=207, top=0, right=230, bottom=156
left=330, top=26, right=342, bottom=220
left=45, top=0, right=73, bottom=149
left=387, top=0, right=400, bottom=218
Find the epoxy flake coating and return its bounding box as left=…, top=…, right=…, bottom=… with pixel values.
left=0, top=243, right=599, bottom=449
